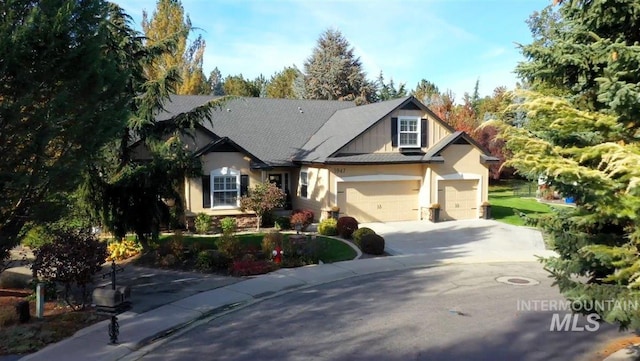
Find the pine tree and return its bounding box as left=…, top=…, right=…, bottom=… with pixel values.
left=497, top=0, right=640, bottom=329
left=411, top=79, right=440, bottom=105
left=303, top=29, right=376, bottom=104
left=207, top=67, right=225, bottom=96
left=142, top=0, right=208, bottom=95
left=376, top=71, right=407, bottom=101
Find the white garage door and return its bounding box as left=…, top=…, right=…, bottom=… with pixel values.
left=337, top=181, right=419, bottom=222
left=438, top=180, right=479, bottom=220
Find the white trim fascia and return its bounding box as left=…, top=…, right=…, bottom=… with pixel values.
left=337, top=174, right=422, bottom=182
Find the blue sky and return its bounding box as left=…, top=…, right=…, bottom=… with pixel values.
left=113, top=0, right=551, bottom=99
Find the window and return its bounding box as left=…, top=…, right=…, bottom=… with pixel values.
left=207, top=168, right=240, bottom=208
left=398, top=117, right=420, bottom=148
left=300, top=171, right=308, bottom=198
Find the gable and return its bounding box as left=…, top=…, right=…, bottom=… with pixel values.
left=337, top=108, right=434, bottom=154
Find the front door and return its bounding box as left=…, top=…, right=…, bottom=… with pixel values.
left=268, top=174, right=283, bottom=190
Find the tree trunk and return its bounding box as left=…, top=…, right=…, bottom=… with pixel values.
left=256, top=215, right=261, bottom=231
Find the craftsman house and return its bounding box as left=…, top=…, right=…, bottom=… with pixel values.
left=155, top=95, right=498, bottom=226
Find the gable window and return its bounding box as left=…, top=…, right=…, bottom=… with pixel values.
left=209, top=167, right=240, bottom=208
left=398, top=116, right=420, bottom=148
left=300, top=171, right=309, bottom=199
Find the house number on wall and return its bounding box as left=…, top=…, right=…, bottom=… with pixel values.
left=333, top=168, right=346, bottom=174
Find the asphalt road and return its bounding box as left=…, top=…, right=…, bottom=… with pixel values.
left=131, top=262, right=628, bottom=361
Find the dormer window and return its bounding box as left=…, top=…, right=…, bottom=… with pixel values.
left=398, top=116, right=420, bottom=148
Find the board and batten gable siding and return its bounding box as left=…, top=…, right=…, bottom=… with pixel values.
left=336, top=109, right=451, bottom=154
left=429, top=144, right=490, bottom=206
left=429, top=118, right=451, bottom=148
left=186, top=151, right=261, bottom=216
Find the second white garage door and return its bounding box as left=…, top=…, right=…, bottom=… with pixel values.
left=438, top=179, right=479, bottom=220
left=337, top=181, right=419, bottom=222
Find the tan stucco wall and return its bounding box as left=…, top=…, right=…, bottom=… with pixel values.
left=293, top=166, right=330, bottom=220
left=185, top=152, right=261, bottom=216
left=338, top=109, right=452, bottom=154
left=182, top=127, right=217, bottom=152
left=429, top=144, right=489, bottom=207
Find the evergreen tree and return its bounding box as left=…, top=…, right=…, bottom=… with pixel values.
left=411, top=79, right=440, bottom=105
left=0, top=0, right=130, bottom=266
left=83, top=4, right=220, bottom=249
left=497, top=0, right=640, bottom=329
left=207, top=67, right=225, bottom=96
left=376, top=71, right=407, bottom=101
left=142, top=0, right=208, bottom=95
left=304, top=29, right=375, bottom=104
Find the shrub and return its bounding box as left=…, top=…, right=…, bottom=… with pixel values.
left=291, top=209, right=314, bottom=226
left=0, top=306, right=18, bottom=328
left=33, top=228, right=108, bottom=310
left=353, top=227, right=376, bottom=248
left=107, top=239, right=142, bottom=261
left=360, top=233, right=385, bottom=255
left=21, top=225, right=52, bottom=249
left=337, top=216, right=359, bottom=238
left=194, top=213, right=212, bottom=234
left=274, top=216, right=291, bottom=230
left=290, top=213, right=309, bottom=231
left=318, top=218, right=338, bottom=236
left=261, top=232, right=283, bottom=257
left=216, top=233, right=243, bottom=260
left=159, top=254, right=178, bottom=268
left=220, top=217, right=237, bottom=235
left=231, top=259, right=273, bottom=277
left=195, top=250, right=230, bottom=272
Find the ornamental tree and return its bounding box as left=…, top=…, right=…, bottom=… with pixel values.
left=240, top=182, right=285, bottom=231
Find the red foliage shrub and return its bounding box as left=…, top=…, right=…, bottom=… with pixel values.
left=230, top=259, right=274, bottom=277
left=290, top=209, right=314, bottom=228
left=337, top=216, right=359, bottom=238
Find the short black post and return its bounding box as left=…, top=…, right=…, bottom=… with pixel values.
left=109, top=315, right=119, bottom=344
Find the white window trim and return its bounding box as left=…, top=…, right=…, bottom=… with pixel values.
left=398, top=116, right=421, bottom=148
left=300, top=169, right=309, bottom=199
left=210, top=167, right=240, bottom=209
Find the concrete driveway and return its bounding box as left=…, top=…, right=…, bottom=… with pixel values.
left=360, top=219, right=557, bottom=263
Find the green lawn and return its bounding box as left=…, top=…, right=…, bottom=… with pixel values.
left=151, top=232, right=357, bottom=263
left=489, top=181, right=554, bottom=226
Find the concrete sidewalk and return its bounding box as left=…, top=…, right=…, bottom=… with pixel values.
left=19, top=254, right=534, bottom=361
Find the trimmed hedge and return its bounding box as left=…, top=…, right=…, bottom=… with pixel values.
left=360, top=233, right=385, bottom=255
left=337, top=216, right=358, bottom=238
left=318, top=218, right=338, bottom=236
left=353, top=227, right=376, bottom=248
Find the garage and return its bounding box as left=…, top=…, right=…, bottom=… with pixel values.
left=337, top=181, right=419, bottom=222
left=438, top=179, right=479, bottom=220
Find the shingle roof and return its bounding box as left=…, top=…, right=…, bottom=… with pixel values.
left=422, top=130, right=499, bottom=163
left=325, top=153, right=427, bottom=164
left=160, top=95, right=355, bottom=166
left=295, top=97, right=411, bottom=163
